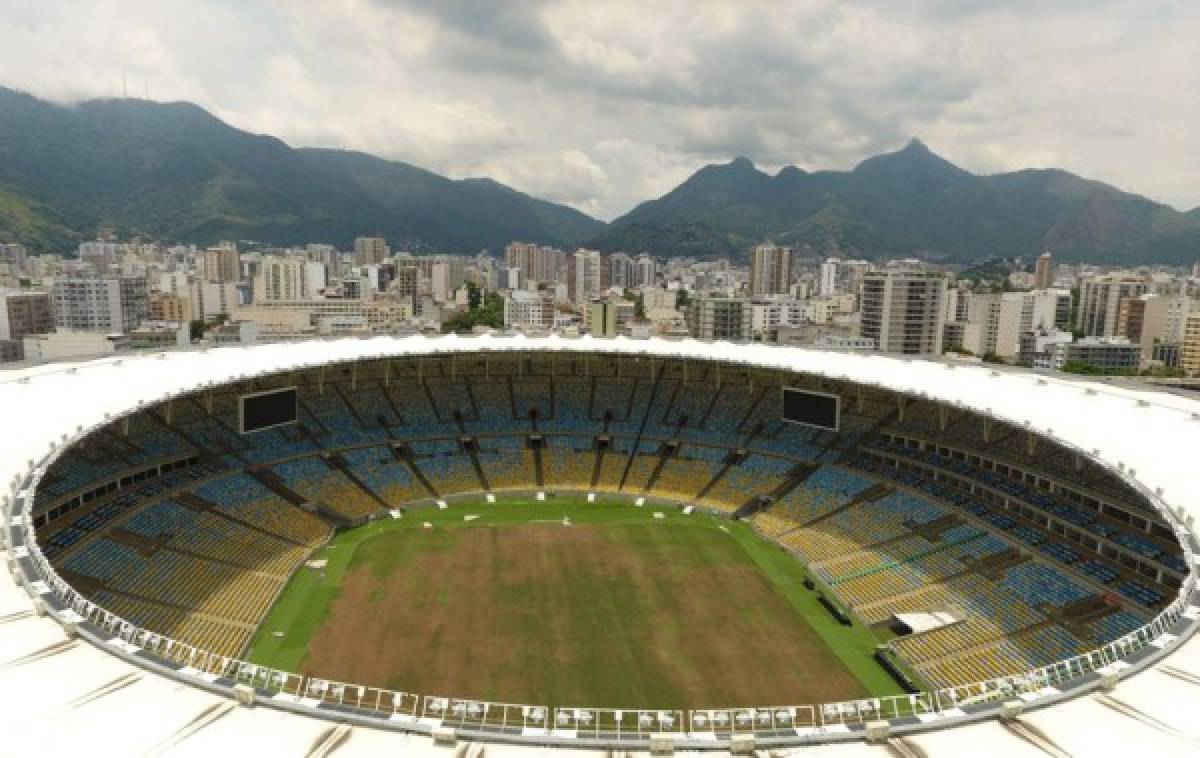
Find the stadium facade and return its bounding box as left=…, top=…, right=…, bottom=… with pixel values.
left=2, top=335, right=1200, bottom=755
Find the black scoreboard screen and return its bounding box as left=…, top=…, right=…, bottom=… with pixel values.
left=781, top=387, right=840, bottom=432
left=239, top=387, right=298, bottom=433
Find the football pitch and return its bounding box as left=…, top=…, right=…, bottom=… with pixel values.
left=246, top=497, right=906, bottom=709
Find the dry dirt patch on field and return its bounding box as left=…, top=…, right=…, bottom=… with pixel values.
left=301, top=522, right=866, bottom=708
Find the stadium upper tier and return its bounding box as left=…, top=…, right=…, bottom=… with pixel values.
left=3, top=335, right=1200, bottom=754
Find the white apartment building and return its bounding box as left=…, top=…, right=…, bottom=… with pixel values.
left=963, top=289, right=1071, bottom=359
left=304, top=261, right=327, bottom=296
left=254, top=256, right=308, bottom=302
left=1133, top=294, right=1193, bottom=360
left=504, top=290, right=555, bottom=330
left=187, top=280, right=240, bottom=320
left=749, top=298, right=810, bottom=340
left=233, top=299, right=413, bottom=338
left=819, top=259, right=839, bottom=296
left=859, top=268, right=947, bottom=355
left=1020, top=330, right=1075, bottom=370
left=52, top=273, right=147, bottom=333
left=1077, top=273, right=1148, bottom=336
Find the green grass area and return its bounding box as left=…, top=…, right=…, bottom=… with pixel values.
left=247, top=496, right=909, bottom=706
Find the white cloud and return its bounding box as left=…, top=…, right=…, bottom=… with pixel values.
left=0, top=0, right=1196, bottom=219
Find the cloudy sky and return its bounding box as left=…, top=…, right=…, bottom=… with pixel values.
left=3, top=0, right=1198, bottom=219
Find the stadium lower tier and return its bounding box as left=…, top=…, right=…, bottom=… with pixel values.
left=30, top=371, right=1175, bottom=693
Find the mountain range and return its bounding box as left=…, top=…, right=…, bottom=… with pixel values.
left=592, top=141, right=1200, bottom=265
left=0, top=86, right=1197, bottom=265
left=0, top=87, right=603, bottom=254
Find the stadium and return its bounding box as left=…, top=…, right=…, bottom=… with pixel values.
left=2, top=335, right=1199, bottom=755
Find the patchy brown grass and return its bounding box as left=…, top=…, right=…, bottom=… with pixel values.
left=301, top=522, right=866, bottom=708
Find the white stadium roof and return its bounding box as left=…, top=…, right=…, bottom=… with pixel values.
left=2, top=335, right=1200, bottom=756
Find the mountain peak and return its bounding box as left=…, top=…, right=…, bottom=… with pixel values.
left=853, top=137, right=966, bottom=179
left=599, top=138, right=1200, bottom=265
left=728, top=156, right=756, bottom=170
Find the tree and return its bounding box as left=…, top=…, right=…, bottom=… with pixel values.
left=189, top=313, right=228, bottom=341
left=442, top=291, right=504, bottom=333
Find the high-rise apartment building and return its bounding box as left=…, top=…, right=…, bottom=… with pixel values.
left=254, top=256, right=308, bottom=302
left=354, top=236, right=389, bottom=266
left=1034, top=251, right=1054, bottom=289
left=203, top=244, right=239, bottom=283
left=0, top=289, right=54, bottom=344
left=686, top=296, right=751, bottom=340
left=52, top=273, right=147, bottom=333
left=504, top=242, right=563, bottom=284
left=860, top=268, right=947, bottom=354
left=390, top=266, right=419, bottom=305
left=608, top=253, right=633, bottom=289
left=819, top=259, right=840, bottom=296
left=633, top=254, right=656, bottom=287
left=573, top=249, right=604, bottom=304
left=1181, top=312, right=1200, bottom=376
left=750, top=243, right=792, bottom=296
left=1077, top=273, right=1148, bottom=336
left=1130, top=294, right=1194, bottom=362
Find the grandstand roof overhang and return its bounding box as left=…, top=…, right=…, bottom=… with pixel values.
left=4, top=335, right=1198, bottom=524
